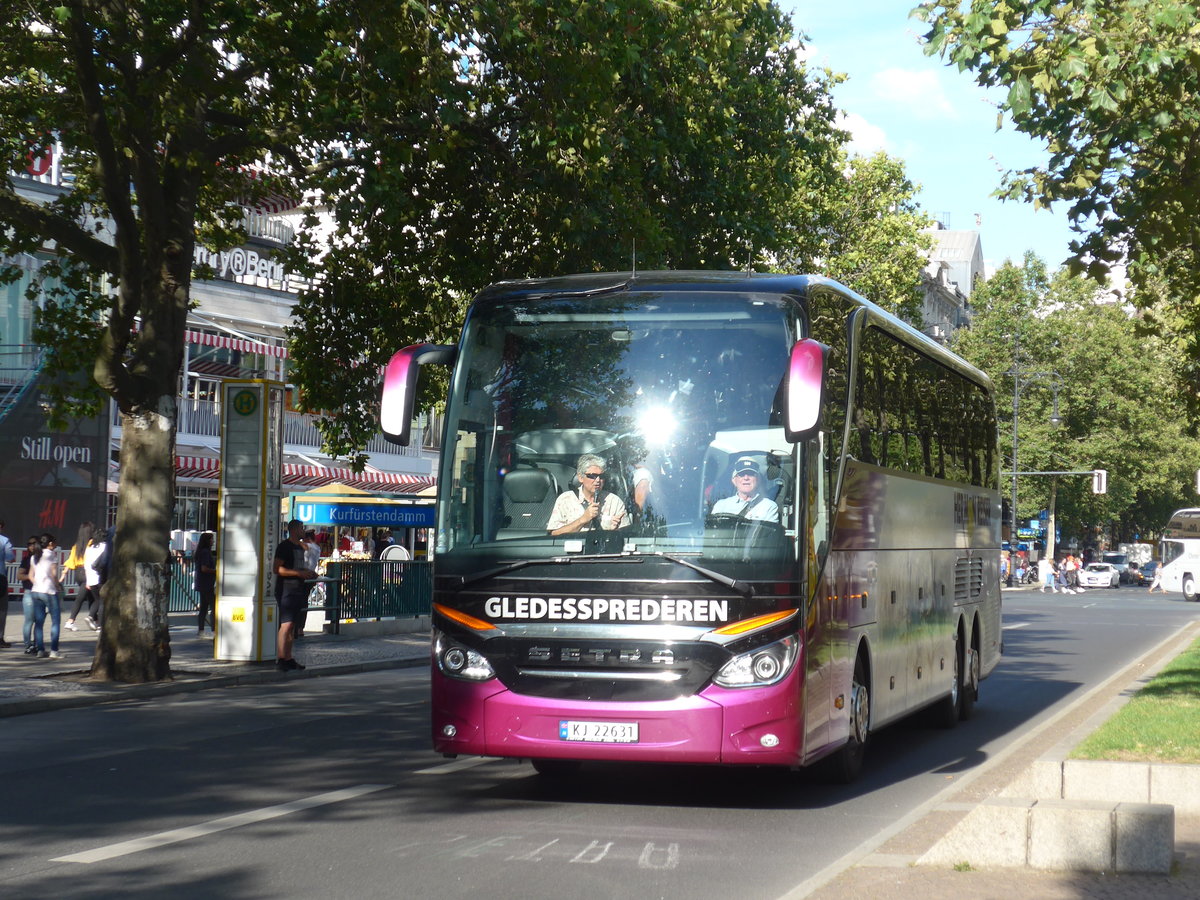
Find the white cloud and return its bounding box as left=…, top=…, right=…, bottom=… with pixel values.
left=838, top=111, right=889, bottom=157
left=869, top=67, right=957, bottom=120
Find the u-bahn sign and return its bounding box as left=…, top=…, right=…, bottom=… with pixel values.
left=290, top=500, right=435, bottom=528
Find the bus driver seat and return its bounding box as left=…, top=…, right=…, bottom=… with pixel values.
left=498, top=467, right=558, bottom=538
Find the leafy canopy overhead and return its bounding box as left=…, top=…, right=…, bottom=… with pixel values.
left=914, top=1, right=1200, bottom=423
left=951, top=252, right=1200, bottom=544
left=287, top=0, right=852, bottom=461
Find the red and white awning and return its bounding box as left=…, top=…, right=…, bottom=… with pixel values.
left=237, top=165, right=300, bottom=215
left=176, top=455, right=222, bottom=479
left=173, top=455, right=435, bottom=494
left=186, top=329, right=288, bottom=359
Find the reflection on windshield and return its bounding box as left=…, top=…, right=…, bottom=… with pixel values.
left=438, top=291, right=800, bottom=570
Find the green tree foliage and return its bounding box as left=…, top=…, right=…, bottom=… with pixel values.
left=0, top=0, right=386, bottom=681
left=952, top=253, right=1200, bottom=546
left=288, top=0, right=850, bottom=460
left=914, top=1, right=1200, bottom=424
left=783, top=150, right=933, bottom=321
left=0, top=0, right=923, bottom=681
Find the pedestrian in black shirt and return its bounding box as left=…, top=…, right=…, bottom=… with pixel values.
left=193, top=532, right=217, bottom=637
left=272, top=519, right=316, bottom=671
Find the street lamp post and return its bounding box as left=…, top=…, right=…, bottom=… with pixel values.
left=1007, top=364, right=1061, bottom=584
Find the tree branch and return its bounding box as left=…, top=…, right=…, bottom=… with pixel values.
left=0, top=184, right=120, bottom=273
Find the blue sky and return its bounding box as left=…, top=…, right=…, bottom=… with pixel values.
left=784, top=2, right=1077, bottom=273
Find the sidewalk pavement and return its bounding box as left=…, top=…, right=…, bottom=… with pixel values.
left=2, top=596, right=1197, bottom=898
left=0, top=603, right=429, bottom=717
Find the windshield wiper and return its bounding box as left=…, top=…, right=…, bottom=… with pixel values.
left=456, top=553, right=643, bottom=592
left=456, top=551, right=753, bottom=600
left=651, top=553, right=755, bottom=600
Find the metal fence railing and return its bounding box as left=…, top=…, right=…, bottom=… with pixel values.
left=320, top=560, right=432, bottom=633
left=8, top=558, right=433, bottom=633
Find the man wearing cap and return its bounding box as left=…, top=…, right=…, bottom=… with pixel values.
left=711, top=457, right=779, bottom=522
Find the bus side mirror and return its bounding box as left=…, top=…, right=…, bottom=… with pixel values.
left=381, top=343, right=457, bottom=445
left=784, top=338, right=827, bottom=442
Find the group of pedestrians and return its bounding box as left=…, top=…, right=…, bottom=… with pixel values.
left=0, top=519, right=111, bottom=658
left=1037, top=553, right=1083, bottom=593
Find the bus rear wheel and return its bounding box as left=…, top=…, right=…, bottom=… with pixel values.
left=932, top=637, right=962, bottom=729
left=959, top=642, right=979, bottom=721
left=1184, top=574, right=1198, bottom=602
left=831, top=656, right=870, bottom=783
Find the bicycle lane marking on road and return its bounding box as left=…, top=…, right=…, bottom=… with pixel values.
left=50, top=784, right=393, bottom=864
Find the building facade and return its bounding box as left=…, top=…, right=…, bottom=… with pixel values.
left=1, top=149, right=438, bottom=543
left=919, top=225, right=984, bottom=343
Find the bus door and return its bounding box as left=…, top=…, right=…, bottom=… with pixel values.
left=803, top=432, right=833, bottom=758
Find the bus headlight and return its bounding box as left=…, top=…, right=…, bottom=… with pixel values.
left=713, top=636, right=798, bottom=688
left=434, top=632, right=496, bottom=682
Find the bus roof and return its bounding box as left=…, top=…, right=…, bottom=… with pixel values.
left=471, top=271, right=994, bottom=394
left=1165, top=508, right=1200, bottom=538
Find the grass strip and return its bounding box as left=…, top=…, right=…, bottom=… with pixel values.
left=1070, top=635, right=1200, bottom=763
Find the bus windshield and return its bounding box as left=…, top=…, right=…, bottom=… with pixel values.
left=436, top=290, right=800, bottom=573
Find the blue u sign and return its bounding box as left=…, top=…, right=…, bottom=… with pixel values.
left=291, top=501, right=435, bottom=528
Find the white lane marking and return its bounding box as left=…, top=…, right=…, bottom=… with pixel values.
left=508, top=838, right=560, bottom=861
left=415, top=757, right=496, bottom=775
left=51, top=784, right=391, bottom=864
left=1002, top=622, right=1029, bottom=630
left=638, top=841, right=680, bottom=869
left=572, top=840, right=613, bottom=863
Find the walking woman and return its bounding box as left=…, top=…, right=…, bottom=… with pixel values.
left=65, top=525, right=104, bottom=630
left=193, top=532, right=217, bottom=637
left=22, top=534, right=62, bottom=658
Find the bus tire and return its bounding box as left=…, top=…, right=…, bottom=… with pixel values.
left=959, top=639, right=979, bottom=721
left=531, top=759, right=583, bottom=777
left=832, top=654, right=870, bottom=783
left=932, top=634, right=962, bottom=729
left=1183, top=574, right=1198, bottom=602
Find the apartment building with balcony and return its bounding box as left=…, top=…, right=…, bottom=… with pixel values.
left=918, top=224, right=983, bottom=343
left=1, top=147, right=439, bottom=542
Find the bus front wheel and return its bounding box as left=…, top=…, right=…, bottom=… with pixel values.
left=1183, top=574, right=1198, bottom=602
left=832, top=656, right=870, bottom=783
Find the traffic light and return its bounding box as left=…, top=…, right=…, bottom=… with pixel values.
left=1092, top=469, right=1107, bottom=494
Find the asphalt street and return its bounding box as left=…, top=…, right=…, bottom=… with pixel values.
left=0, top=586, right=1196, bottom=899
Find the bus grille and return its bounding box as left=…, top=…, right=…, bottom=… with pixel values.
left=488, top=637, right=727, bottom=702
left=954, top=557, right=985, bottom=602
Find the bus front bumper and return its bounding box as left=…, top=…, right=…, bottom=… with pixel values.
left=431, top=669, right=802, bottom=766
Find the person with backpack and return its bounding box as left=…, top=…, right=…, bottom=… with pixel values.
left=65, top=523, right=103, bottom=631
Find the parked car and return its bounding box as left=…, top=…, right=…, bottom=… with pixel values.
left=1101, top=552, right=1133, bottom=583
left=1078, top=562, right=1121, bottom=589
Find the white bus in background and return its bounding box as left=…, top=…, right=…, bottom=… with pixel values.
left=1159, top=509, right=1200, bottom=601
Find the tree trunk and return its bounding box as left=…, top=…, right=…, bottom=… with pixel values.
left=90, top=399, right=177, bottom=683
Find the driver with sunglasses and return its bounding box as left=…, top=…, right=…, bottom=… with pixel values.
left=546, top=453, right=628, bottom=536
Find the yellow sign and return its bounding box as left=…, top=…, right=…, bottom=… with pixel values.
left=232, top=389, right=259, bottom=416
left=232, top=607, right=246, bottom=623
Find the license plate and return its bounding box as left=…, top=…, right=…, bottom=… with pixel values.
left=559, top=720, right=639, bottom=743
